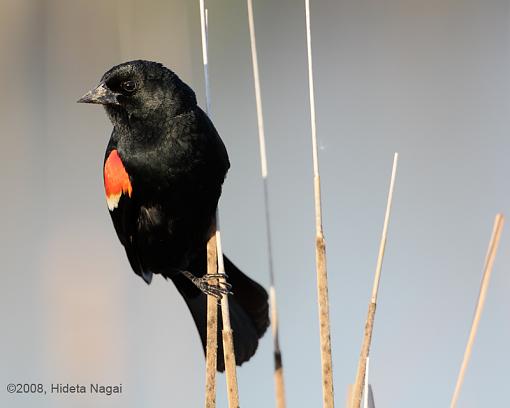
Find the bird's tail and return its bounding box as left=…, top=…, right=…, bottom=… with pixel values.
left=172, top=255, right=269, bottom=371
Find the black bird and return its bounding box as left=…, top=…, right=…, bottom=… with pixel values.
left=78, top=60, right=269, bottom=371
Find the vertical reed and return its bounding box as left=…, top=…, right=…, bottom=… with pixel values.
left=216, top=218, right=240, bottom=407
left=245, top=0, right=286, bottom=406
left=450, top=214, right=504, bottom=408
left=199, top=2, right=240, bottom=406
left=304, top=0, right=335, bottom=406
left=351, top=153, right=399, bottom=408
left=205, top=229, right=218, bottom=408
left=199, top=2, right=218, bottom=407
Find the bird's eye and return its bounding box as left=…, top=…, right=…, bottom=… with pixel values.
left=121, top=80, right=137, bottom=93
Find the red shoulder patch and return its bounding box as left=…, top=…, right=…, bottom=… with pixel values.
left=104, top=149, right=132, bottom=210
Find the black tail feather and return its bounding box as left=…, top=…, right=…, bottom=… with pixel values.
left=172, top=254, right=269, bottom=371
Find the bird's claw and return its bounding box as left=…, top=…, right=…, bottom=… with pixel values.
left=183, top=271, right=232, bottom=300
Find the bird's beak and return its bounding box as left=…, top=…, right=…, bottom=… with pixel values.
left=77, top=83, right=119, bottom=105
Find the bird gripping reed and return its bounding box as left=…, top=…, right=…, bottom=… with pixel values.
left=199, top=2, right=240, bottom=407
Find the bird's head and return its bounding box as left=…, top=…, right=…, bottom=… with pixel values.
left=78, top=60, right=197, bottom=127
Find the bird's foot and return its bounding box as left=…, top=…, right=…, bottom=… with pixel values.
left=182, top=271, right=232, bottom=300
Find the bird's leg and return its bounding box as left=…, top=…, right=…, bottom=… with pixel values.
left=182, top=271, right=232, bottom=300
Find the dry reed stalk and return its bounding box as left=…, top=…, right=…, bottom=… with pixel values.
left=450, top=214, right=504, bottom=408
left=351, top=153, right=399, bottom=408
left=199, top=2, right=224, bottom=407
left=304, top=0, right=335, bottom=406
left=216, top=220, right=240, bottom=408
left=246, top=0, right=286, bottom=406
left=198, top=2, right=240, bottom=405
left=205, top=230, right=218, bottom=408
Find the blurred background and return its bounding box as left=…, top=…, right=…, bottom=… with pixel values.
left=1, top=0, right=509, bottom=407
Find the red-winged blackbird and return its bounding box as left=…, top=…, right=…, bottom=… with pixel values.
left=78, top=60, right=269, bottom=371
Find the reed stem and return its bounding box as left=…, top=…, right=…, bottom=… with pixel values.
left=351, top=153, right=399, bottom=408
left=304, top=1, right=335, bottom=405
left=205, top=230, right=218, bottom=408
left=246, top=0, right=286, bottom=405
left=450, top=214, right=504, bottom=408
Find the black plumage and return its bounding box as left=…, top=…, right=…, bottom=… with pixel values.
left=79, top=60, right=269, bottom=371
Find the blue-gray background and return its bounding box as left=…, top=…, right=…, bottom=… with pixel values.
left=1, top=0, right=509, bottom=407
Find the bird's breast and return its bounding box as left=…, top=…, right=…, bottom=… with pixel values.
left=104, top=149, right=133, bottom=210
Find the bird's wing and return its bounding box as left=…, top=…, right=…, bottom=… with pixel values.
left=103, top=141, right=154, bottom=282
